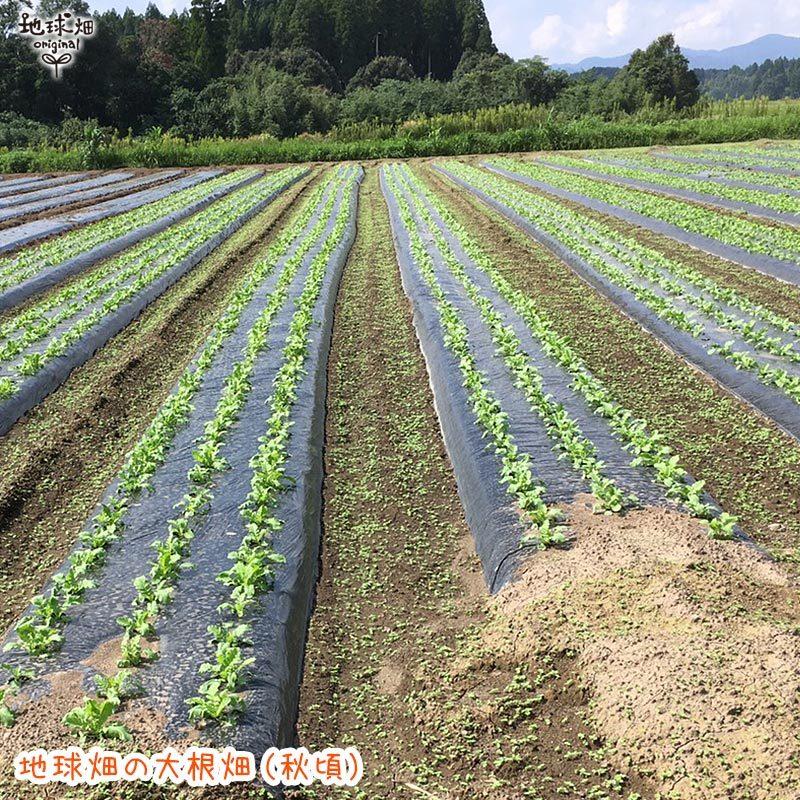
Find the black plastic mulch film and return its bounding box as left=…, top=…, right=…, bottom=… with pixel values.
left=379, top=164, right=713, bottom=595
left=0, top=170, right=181, bottom=224
left=0, top=171, right=92, bottom=200
left=484, top=161, right=800, bottom=288
left=0, top=174, right=52, bottom=190
left=0, top=168, right=306, bottom=438
left=1, top=166, right=361, bottom=766
left=0, top=169, right=239, bottom=311
left=593, top=155, right=800, bottom=197
left=657, top=152, right=800, bottom=176
left=537, top=159, right=800, bottom=225
left=0, top=170, right=137, bottom=213
left=0, top=169, right=222, bottom=255
left=436, top=163, right=800, bottom=445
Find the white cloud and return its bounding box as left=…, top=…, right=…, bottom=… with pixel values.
left=606, top=0, right=629, bottom=38
left=491, top=0, right=800, bottom=62
left=528, top=12, right=612, bottom=59
left=672, top=0, right=735, bottom=47
left=529, top=14, right=565, bottom=53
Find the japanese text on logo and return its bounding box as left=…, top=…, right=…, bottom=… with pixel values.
left=14, top=746, right=363, bottom=787
left=17, top=10, right=96, bottom=79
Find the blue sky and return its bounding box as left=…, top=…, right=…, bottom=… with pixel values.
left=489, top=0, right=800, bottom=63
left=87, top=0, right=800, bottom=64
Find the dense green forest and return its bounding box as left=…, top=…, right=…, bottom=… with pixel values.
left=570, top=58, right=800, bottom=103
left=1, top=0, right=501, bottom=140
left=696, top=58, right=800, bottom=100
left=1, top=0, right=799, bottom=165
left=1, top=0, right=707, bottom=147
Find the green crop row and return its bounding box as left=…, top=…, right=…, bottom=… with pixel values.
left=690, top=147, right=800, bottom=171
left=116, top=171, right=342, bottom=671
left=390, top=163, right=630, bottom=514
left=449, top=162, right=800, bottom=409
left=491, top=157, right=800, bottom=264
left=434, top=161, right=738, bottom=537
left=52, top=168, right=356, bottom=738
left=0, top=168, right=305, bottom=402
left=3, top=167, right=313, bottom=658
left=0, top=169, right=256, bottom=292
left=604, top=152, right=800, bottom=192
left=541, top=154, right=800, bottom=215
left=187, top=166, right=362, bottom=723
left=0, top=169, right=299, bottom=367
left=382, top=165, right=566, bottom=550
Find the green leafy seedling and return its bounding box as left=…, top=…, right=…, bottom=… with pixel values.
left=63, top=698, right=131, bottom=742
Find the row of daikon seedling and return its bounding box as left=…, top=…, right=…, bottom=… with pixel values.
left=490, top=157, right=800, bottom=264
left=447, top=162, right=800, bottom=407
left=383, top=166, right=566, bottom=548
left=187, top=165, right=360, bottom=723
left=598, top=152, right=800, bottom=192
left=0, top=170, right=256, bottom=293
left=58, top=168, right=357, bottom=736
left=115, top=173, right=342, bottom=671
left=542, top=154, right=800, bottom=214
left=687, top=148, right=800, bottom=171
left=423, top=163, right=737, bottom=538
left=3, top=168, right=325, bottom=659
left=0, top=168, right=305, bottom=401
left=64, top=170, right=356, bottom=735
left=389, top=164, right=629, bottom=514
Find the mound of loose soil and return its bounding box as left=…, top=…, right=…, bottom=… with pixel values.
left=483, top=499, right=800, bottom=800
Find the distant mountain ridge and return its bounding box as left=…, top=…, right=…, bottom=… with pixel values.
left=552, top=34, right=800, bottom=73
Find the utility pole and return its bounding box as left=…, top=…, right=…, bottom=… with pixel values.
left=375, top=31, right=381, bottom=57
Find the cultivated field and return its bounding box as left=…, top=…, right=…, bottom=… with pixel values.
left=1, top=140, right=800, bottom=800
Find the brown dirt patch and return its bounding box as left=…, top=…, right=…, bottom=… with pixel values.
left=289, top=168, right=657, bottom=800
left=489, top=501, right=800, bottom=800
left=0, top=665, right=195, bottom=800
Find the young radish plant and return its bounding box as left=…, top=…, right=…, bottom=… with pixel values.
left=0, top=663, right=34, bottom=728
left=445, top=163, right=800, bottom=407
left=5, top=168, right=314, bottom=659
left=428, top=162, right=738, bottom=540
left=392, top=164, right=631, bottom=514
left=187, top=166, right=362, bottom=724
left=383, top=165, right=566, bottom=550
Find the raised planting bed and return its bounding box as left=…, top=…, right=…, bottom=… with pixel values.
left=1, top=164, right=362, bottom=756
left=0, top=166, right=306, bottom=435
left=440, top=161, right=800, bottom=444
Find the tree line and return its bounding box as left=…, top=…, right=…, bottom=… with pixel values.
left=696, top=58, right=800, bottom=100
left=0, top=0, right=709, bottom=147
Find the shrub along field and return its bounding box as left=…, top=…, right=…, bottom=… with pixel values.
left=2, top=100, right=800, bottom=173
left=0, top=139, right=800, bottom=800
